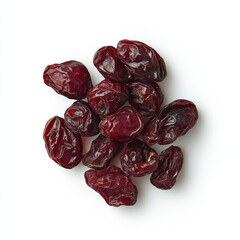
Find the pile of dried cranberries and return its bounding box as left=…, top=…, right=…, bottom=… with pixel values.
left=43, top=39, right=198, bottom=207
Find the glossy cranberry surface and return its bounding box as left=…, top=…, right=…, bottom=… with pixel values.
left=150, top=146, right=183, bottom=189
left=43, top=60, right=92, bottom=100
left=129, top=80, right=164, bottom=117
left=150, top=47, right=167, bottom=82
left=85, top=166, right=138, bottom=206
left=43, top=116, right=82, bottom=169
left=121, top=139, right=159, bottom=177
left=117, top=39, right=167, bottom=82
left=99, top=106, right=144, bottom=142
left=93, top=46, right=132, bottom=83
left=64, top=100, right=100, bottom=137
left=143, top=99, right=198, bottom=145
left=87, top=79, right=129, bottom=117
left=82, top=134, right=123, bottom=169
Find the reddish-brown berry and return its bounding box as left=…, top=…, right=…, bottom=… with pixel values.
left=85, top=166, right=138, bottom=206
left=99, top=106, right=144, bottom=142
left=150, top=146, right=183, bottom=189
left=143, top=99, right=198, bottom=145
left=93, top=46, right=132, bottom=83
left=117, top=39, right=167, bottom=82
left=87, top=79, right=129, bottom=117
left=129, top=80, right=163, bottom=117
left=43, top=60, right=92, bottom=100
left=64, top=100, right=100, bottom=137
left=43, top=116, right=82, bottom=169
left=82, top=134, right=123, bottom=169
left=121, top=139, right=159, bottom=177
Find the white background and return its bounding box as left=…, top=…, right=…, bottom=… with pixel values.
left=1, top=0, right=239, bottom=239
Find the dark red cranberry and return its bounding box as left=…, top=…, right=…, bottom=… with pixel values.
left=129, top=80, right=164, bottom=117
left=99, top=106, right=144, bottom=142
left=117, top=39, right=167, bottom=82
left=87, top=79, right=129, bottom=117
left=93, top=46, right=132, bottom=83
left=121, top=139, right=159, bottom=177
left=85, top=166, right=138, bottom=206
left=43, top=60, right=92, bottom=100
left=143, top=99, right=198, bottom=145
left=43, top=116, right=82, bottom=169
left=150, top=146, right=183, bottom=189
left=64, top=100, right=100, bottom=137
left=82, top=134, right=123, bottom=169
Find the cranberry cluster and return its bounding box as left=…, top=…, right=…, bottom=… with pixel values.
left=43, top=40, right=198, bottom=207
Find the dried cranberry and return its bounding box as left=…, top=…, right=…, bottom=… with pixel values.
left=43, top=60, right=92, bottom=100
left=99, top=106, right=144, bottom=142
left=82, top=134, right=123, bottom=169
left=85, top=166, right=138, bottom=206
left=64, top=100, right=100, bottom=137
left=150, top=146, right=183, bottom=189
left=121, top=139, right=159, bottom=177
left=129, top=80, right=164, bottom=117
left=43, top=116, right=82, bottom=169
left=87, top=79, right=129, bottom=117
left=143, top=99, right=198, bottom=145
left=93, top=46, right=132, bottom=83
left=117, top=39, right=167, bottom=82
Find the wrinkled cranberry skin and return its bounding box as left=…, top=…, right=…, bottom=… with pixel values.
left=99, top=106, right=144, bottom=142
left=85, top=166, right=138, bottom=206
left=143, top=99, right=198, bottom=145
left=121, top=139, right=159, bottom=177
left=117, top=40, right=167, bottom=82
left=129, top=80, right=164, bottom=117
left=43, top=116, right=82, bottom=169
left=93, top=46, right=132, bottom=83
left=43, top=60, right=92, bottom=100
left=151, top=47, right=167, bottom=82
left=87, top=79, right=129, bottom=117
left=82, top=134, right=123, bottom=169
left=64, top=101, right=100, bottom=137
left=150, top=146, right=183, bottom=189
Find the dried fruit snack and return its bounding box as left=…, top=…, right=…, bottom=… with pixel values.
left=82, top=134, right=123, bottom=170
left=64, top=100, right=100, bottom=137
left=43, top=60, right=92, bottom=99
left=151, top=146, right=183, bottom=189
left=43, top=39, right=198, bottom=206
left=87, top=78, right=129, bottom=117
left=43, top=116, right=82, bottom=169
left=117, top=39, right=167, bottom=82
left=93, top=46, right=132, bottom=83
left=99, top=106, right=144, bottom=142
left=85, top=166, right=138, bottom=206
left=120, top=139, right=159, bottom=177
left=143, top=99, right=198, bottom=145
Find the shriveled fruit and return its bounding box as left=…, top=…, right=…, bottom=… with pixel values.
left=117, top=39, right=167, bottom=82
left=129, top=80, right=163, bottom=117
left=99, top=106, right=144, bottom=142
left=87, top=79, right=129, bottom=117
left=121, top=139, right=159, bottom=177
left=143, top=99, right=198, bottom=145
left=150, top=146, right=183, bottom=189
left=43, top=116, right=82, bottom=169
left=93, top=46, right=132, bottom=83
left=64, top=100, right=100, bottom=137
left=85, top=166, right=138, bottom=206
left=42, top=40, right=199, bottom=206
left=82, top=134, right=123, bottom=169
left=43, top=60, right=92, bottom=100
